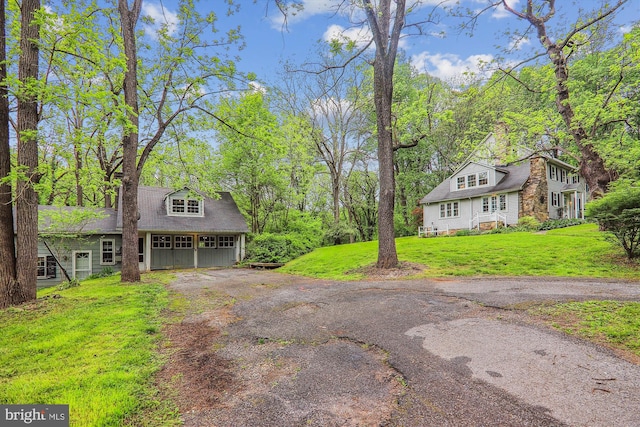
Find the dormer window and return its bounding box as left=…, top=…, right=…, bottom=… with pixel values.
left=454, top=171, right=489, bottom=191
left=168, top=193, right=203, bottom=217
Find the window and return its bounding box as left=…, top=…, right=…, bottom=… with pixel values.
left=478, top=171, right=488, bottom=186
left=457, top=176, right=465, bottom=190
left=467, top=174, right=476, bottom=188
left=482, top=195, right=506, bottom=213
left=550, top=165, right=557, bottom=181
left=499, top=194, right=507, bottom=211
left=199, top=235, right=217, bottom=248
left=101, top=239, right=115, bottom=265
left=174, top=235, right=193, bottom=249
left=171, top=198, right=185, bottom=213
left=169, top=196, right=202, bottom=216
left=138, top=238, right=144, bottom=263
left=439, top=202, right=459, bottom=218
left=187, top=199, right=200, bottom=214
left=218, top=236, right=235, bottom=247
left=561, top=169, right=567, bottom=183
left=152, top=235, right=172, bottom=249
left=571, top=175, right=580, bottom=184
left=37, top=256, right=56, bottom=279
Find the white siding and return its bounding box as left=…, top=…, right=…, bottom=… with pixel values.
left=423, top=191, right=521, bottom=232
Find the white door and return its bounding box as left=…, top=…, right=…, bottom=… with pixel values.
left=73, top=251, right=92, bottom=280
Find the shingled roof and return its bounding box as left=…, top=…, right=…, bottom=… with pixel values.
left=117, top=186, right=249, bottom=234
left=420, top=161, right=531, bottom=204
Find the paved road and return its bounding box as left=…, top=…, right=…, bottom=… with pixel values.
left=168, top=269, right=640, bottom=426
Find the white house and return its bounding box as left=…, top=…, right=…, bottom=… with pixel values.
left=420, top=136, right=587, bottom=235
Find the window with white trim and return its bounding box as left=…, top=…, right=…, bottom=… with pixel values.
left=455, top=172, right=488, bottom=191
left=172, top=198, right=185, bottom=213
left=100, top=239, right=116, bottom=265
left=499, top=194, right=507, bottom=211
left=199, top=235, right=217, bottom=248
left=174, top=235, right=193, bottom=249
left=467, top=174, right=476, bottom=188
left=482, top=195, right=507, bottom=213
left=37, top=256, right=56, bottom=279
left=478, top=171, right=488, bottom=186
left=218, top=236, right=235, bottom=248
left=152, top=235, right=172, bottom=249
left=439, top=201, right=459, bottom=218
left=169, top=195, right=203, bottom=216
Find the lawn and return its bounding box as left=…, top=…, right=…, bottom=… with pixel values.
left=0, top=272, right=180, bottom=427
left=280, top=223, right=639, bottom=280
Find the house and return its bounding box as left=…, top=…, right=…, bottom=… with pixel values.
left=35, top=186, right=249, bottom=286
left=419, top=135, right=587, bottom=235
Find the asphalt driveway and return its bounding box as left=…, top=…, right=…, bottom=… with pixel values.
left=163, top=269, right=640, bottom=426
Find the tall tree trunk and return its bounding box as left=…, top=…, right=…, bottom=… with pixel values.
left=14, top=0, right=40, bottom=304
left=118, top=0, right=142, bottom=282
left=0, top=0, right=17, bottom=309
left=364, top=0, right=405, bottom=268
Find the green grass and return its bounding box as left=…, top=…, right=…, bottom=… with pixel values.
left=0, top=272, right=180, bottom=427
left=280, top=224, right=639, bottom=280
left=532, top=301, right=640, bottom=357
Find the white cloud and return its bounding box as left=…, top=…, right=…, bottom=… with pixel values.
left=508, top=36, right=530, bottom=51
left=269, top=0, right=339, bottom=29
left=411, top=51, right=494, bottom=81
left=492, top=0, right=519, bottom=19
left=249, top=81, right=267, bottom=94
left=322, top=24, right=373, bottom=49
left=619, top=25, right=633, bottom=34
left=142, top=2, right=179, bottom=40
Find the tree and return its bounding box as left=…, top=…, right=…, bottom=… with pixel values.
left=587, top=183, right=640, bottom=260
left=13, top=0, right=41, bottom=304
left=212, top=90, right=287, bottom=233
left=117, top=0, right=142, bottom=282
left=0, top=0, right=17, bottom=309
left=496, top=0, right=628, bottom=196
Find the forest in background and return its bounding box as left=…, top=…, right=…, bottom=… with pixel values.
left=1, top=1, right=639, bottom=303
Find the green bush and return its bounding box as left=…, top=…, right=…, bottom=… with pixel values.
left=246, top=232, right=318, bottom=263
left=538, top=218, right=586, bottom=231
left=322, top=222, right=357, bottom=245
left=587, top=184, right=640, bottom=259
left=517, top=216, right=541, bottom=231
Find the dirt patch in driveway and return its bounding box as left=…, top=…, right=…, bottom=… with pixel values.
left=157, top=320, right=237, bottom=412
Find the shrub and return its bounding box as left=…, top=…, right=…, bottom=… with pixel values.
left=587, top=184, right=640, bottom=259
left=246, top=232, right=318, bottom=263
left=538, top=218, right=586, bottom=231
left=322, top=222, right=357, bottom=246
left=517, top=216, right=541, bottom=231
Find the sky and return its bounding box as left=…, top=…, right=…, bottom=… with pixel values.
left=144, top=0, right=639, bottom=86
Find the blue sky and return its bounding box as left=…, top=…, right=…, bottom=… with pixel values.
left=145, top=0, right=639, bottom=86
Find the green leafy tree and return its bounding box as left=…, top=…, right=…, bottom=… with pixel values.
left=212, top=90, right=287, bottom=233
left=587, top=183, right=640, bottom=259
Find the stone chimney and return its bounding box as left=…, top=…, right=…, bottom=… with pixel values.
left=520, top=156, right=549, bottom=222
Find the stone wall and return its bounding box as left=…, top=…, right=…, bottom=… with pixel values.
left=520, top=156, right=549, bottom=222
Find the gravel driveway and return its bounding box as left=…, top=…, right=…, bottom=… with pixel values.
left=160, top=269, right=640, bottom=426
